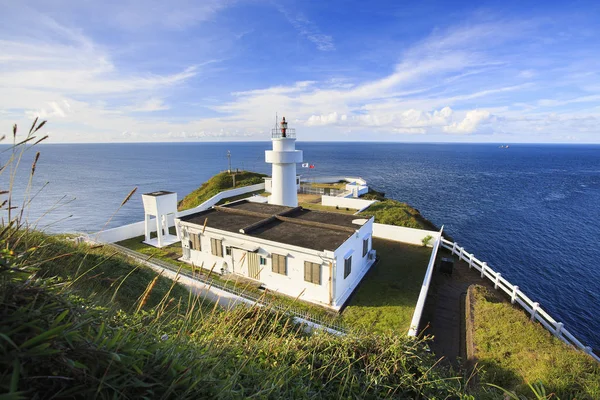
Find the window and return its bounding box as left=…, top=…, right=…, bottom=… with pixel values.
left=363, top=238, right=369, bottom=257
left=272, top=253, right=286, bottom=275
left=225, top=247, right=232, bottom=256
left=344, top=256, right=352, bottom=279
left=304, top=261, right=321, bottom=285
left=210, top=238, right=223, bottom=257
left=260, top=256, right=267, bottom=265
left=190, top=233, right=201, bottom=251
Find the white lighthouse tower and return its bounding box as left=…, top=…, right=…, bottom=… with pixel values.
left=265, top=116, right=303, bottom=207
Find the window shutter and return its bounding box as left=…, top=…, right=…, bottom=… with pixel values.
left=312, top=263, right=320, bottom=285
left=304, top=261, right=310, bottom=282
left=272, top=254, right=286, bottom=275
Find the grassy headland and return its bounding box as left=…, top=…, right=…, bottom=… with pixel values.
left=177, top=170, right=267, bottom=211
left=359, top=189, right=438, bottom=231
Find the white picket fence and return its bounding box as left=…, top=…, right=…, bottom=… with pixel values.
left=441, top=238, right=599, bottom=363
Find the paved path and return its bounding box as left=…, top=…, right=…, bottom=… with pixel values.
left=420, top=250, right=495, bottom=364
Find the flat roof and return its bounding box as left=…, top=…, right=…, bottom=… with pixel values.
left=143, top=190, right=175, bottom=197
left=179, top=200, right=366, bottom=251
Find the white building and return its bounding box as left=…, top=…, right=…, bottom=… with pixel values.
left=174, top=117, right=376, bottom=309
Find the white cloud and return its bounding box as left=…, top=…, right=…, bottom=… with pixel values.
left=128, top=98, right=170, bottom=112
left=443, top=109, right=492, bottom=134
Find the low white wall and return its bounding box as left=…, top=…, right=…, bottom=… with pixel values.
left=300, top=176, right=366, bottom=185
left=95, top=183, right=265, bottom=243
left=408, top=228, right=443, bottom=336
left=322, top=195, right=376, bottom=211
left=372, top=223, right=440, bottom=247
left=177, top=183, right=265, bottom=217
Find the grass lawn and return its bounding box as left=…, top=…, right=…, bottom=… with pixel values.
left=470, top=285, right=600, bottom=399
left=309, top=182, right=347, bottom=190
left=299, top=202, right=358, bottom=214
left=215, top=190, right=265, bottom=205
left=341, top=239, right=431, bottom=334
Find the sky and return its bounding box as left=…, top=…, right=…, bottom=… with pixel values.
left=2, top=0, right=600, bottom=143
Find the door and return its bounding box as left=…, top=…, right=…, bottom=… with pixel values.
left=247, top=252, right=260, bottom=280
left=232, top=248, right=246, bottom=275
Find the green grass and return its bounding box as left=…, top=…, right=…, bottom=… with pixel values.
left=215, top=189, right=265, bottom=205
left=341, top=239, right=431, bottom=334
left=2, top=230, right=464, bottom=398
left=359, top=199, right=438, bottom=230
left=178, top=170, right=267, bottom=211
left=470, top=285, right=600, bottom=399
left=299, top=202, right=358, bottom=214
left=309, top=182, right=347, bottom=190
left=22, top=231, right=192, bottom=312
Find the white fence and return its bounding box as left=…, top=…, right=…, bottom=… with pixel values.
left=408, top=227, right=444, bottom=336
left=372, top=223, right=440, bottom=247
left=322, top=195, right=376, bottom=212
left=94, top=183, right=265, bottom=243
left=441, top=238, right=599, bottom=363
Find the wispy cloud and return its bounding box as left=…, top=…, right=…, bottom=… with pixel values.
left=277, top=6, right=335, bottom=51
left=1, top=1, right=600, bottom=142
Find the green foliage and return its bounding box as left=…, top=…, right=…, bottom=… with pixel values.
left=422, top=235, right=433, bottom=247
left=471, top=286, right=600, bottom=399
left=359, top=199, right=437, bottom=230
left=178, top=171, right=267, bottom=211
left=360, top=188, right=386, bottom=201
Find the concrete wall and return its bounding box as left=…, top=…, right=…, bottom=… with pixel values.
left=299, top=176, right=367, bottom=185
left=179, top=222, right=336, bottom=307
left=321, top=195, right=376, bottom=211
left=372, top=223, right=440, bottom=247
left=94, top=183, right=265, bottom=243
left=332, top=217, right=375, bottom=308
left=177, top=183, right=265, bottom=217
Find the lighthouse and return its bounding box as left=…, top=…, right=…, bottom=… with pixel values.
left=265, top=116, right=303, bottom=207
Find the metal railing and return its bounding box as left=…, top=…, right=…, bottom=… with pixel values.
left=271, top=128, right=296, bottom=139
left=440, top=238, right=599, bottom=363
left=106, top=242, right=347, bottom=334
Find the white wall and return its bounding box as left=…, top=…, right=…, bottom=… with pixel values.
left=372, top=223, right=440, bottom=247
left=177, top=183, right=265, bottom=217
left=179, top=222, right=336, bottom=307
left=321, top=195, right=376, bottom=211
left=300, top=176, right=366, bottom=186
left=94, top=183, right=265, bottom=243
left=332, top=217, right=375, bottom=308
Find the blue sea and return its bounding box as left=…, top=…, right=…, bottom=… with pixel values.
left=4, top=142, right=600, bottom=350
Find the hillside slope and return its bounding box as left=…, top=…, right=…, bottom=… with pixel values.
left=178, top=170, right=267, bottom=211
left=359, top=189, right=439, bottom=231
left=1, top=231, right=464, bottom=399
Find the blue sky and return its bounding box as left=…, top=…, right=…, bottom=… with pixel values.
left=1, top=0, right=600, bottom=143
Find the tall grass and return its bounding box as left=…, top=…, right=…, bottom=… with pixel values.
left=0, top=121, right=466, bottom=398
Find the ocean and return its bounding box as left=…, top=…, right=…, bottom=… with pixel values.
left=4, top=142, right=600, bottom=349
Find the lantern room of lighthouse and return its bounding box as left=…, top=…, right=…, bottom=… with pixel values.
left=265, top=117, right=303, bottom=207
